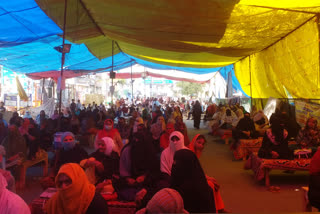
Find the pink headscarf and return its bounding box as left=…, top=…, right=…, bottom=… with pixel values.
left=160, top=131, right=188, bottom=176
left=0, top=173, right=30, bottom=214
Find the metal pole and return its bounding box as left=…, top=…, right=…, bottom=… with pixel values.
left=58, top=0, right=68, bottom=114
left=53, top=80, right=55, bottom=100
left=317, top=15, right=320, bottom=88
left=41, top=78, right=45, bottom=105
left=0, top=66, right=2, bottom=100
left=150, top=76, right=152, bottom=97
left=131, top=63, right=133, bottom=103
left=249, top=55, right=253, bottom=111
left=144, top=77, right=146, bottom=97
left=111, top=40, right=114, bottom=105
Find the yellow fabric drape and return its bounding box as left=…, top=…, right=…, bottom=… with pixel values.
left=239, top=0, right=320, bottom=13
left=235, top=17, right=320, bottom=99
left=35, top=0, right=320, bottom=99
left=16, top=76, right=28, bottom=101
left=36, top=0, right=317, bottom=68
left=77, top=36, right=121, bottom=59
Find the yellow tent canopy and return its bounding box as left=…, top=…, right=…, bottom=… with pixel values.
left=36, top=0, right=320, bottom=98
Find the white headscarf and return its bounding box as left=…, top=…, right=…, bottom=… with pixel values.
left=95, top=137, right=116, bottom=156
left=253, top=110, right=268, bottom=123
left=0, top=173, right=30, bottom=214
left=160, top=131, right=188, bottom=176
left=23, top=111, right=32, bottom=119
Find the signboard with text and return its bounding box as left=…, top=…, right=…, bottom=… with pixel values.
left=20, top=94, right=33, bottom=107
left=295, top=100, right=320, bottom=128
left=4, top=94, right=17, bottom=106
left=144, top=79, right=173, bottom=84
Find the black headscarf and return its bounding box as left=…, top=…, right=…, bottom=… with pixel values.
left=236, top=113, right=255, bottom=132
left=271, top=118, right=285, bottom=143
left=130, top=131, right=159, bottom=178
left=171, top=149, right=216, bottom=213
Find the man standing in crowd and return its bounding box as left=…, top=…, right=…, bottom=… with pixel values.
left=0, top=101, right=6, bottom=113
left=76, top=99, right=82, bottom=110
left=70, top=99, right=76, bottom=113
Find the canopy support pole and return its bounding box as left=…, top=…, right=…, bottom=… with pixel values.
left=317, top=14, right=320, bottom=88
left=41, top=78, right=45, bottom=105
left=150, top=76, right=152, bottom=97
left=131, top=63, right=133, bottom=103
left=249, top=55, right=253, bottom=111
left=111, top=40, right=114, bottom=105
left=59, top=0, right=68, bottom=114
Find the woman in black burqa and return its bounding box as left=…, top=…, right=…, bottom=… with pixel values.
left=193, top=100, right=202, bottom=129
left=171, top=149, right=216, bottom=213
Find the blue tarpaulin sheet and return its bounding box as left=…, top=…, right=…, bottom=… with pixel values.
left=0, top=0, right=247, bottom=96
left=0, top=0, right=62, bottom=47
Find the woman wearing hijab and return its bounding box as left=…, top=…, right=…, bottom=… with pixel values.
left=160, top=131, right=187, bottom=176
left=189, top=134, right=228, bottom=213
left=220, top=108, right=238, bottom=129
left=81, top=137, right=119, bottom=185
left=130, top=131, right=162, bottom=208
left=160, top=123, right=175, bottom=150
left=209, top=106, right=223, bottom=134
left=35, top=110, right=48, bottom=125
left=253, top=110, right=270, bottom=136
left=1, top=125, right=27, bottom=189
left=308, top=147, right=320, bottom=210
left=150, top=116, right=166, bottom=141
left=54, top=132, right=88, bottom=175
left=0, top=121, right=8, bottom=146
left=296, top=117, right=320, bottom=150
left=95, top=118, right=123, bottom=155
left=173, top=106, right=183, bottom=120
left=0, top=173, right=30, bottom=214
left=131, top=116, right=140, bottom=131
left=150, top=116, right=166, bottom=153
left=193, top=100, right=203, bottom=129
left=136, top=188, right=189, bottom=214
left=70, top=112, right=81, bottom=135
left=119, top=117, right=147, bottom=181
left=2, top=125, right=27, bottom=163
left=117, top=129, right=159, bottom=205
left=51, top=110, right=59, bottom=120
left=130, top=132, right=159, bottom=180
left=258, top=118, right=293, bottom=159
left=171, top=149, right=216, bottom=213
left=174, top=117, right=190, bottom=147
left=23, top=110, right=33, bottom=119
left=231, top=112, right=259, bottom=158
left=45, top=163, right=108, bottom=214
left=189, top=134, right=206, bottom=159
left=235, top=107, right=244, bottom=120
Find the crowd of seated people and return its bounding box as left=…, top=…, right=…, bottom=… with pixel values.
left=206, top=102, right=318, bottom=160
left=1, top=97, right=319, bottom=213
left=206, top=101, right=320, bottom=210
left=0, top=97, right=228, bottom=213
